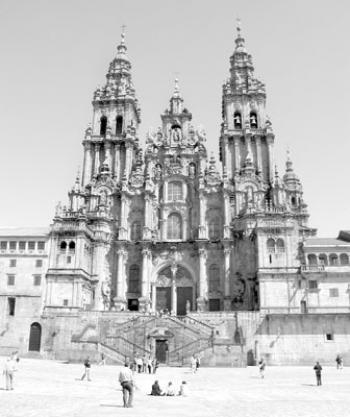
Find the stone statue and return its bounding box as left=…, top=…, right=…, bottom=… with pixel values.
left=101, top=281, right=111, bottom=310
left=186, top=299, right=191, bottom=314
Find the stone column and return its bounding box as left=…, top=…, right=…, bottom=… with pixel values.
left=139, top=247, right=151, bottom=312
left=92, top=243, right=107, bottom=310
left=151, top=284, right=157, bottom=312
left=171, top=264, right=177, bottom=315
left=94, top=143, right=100, bottom=175
left=114, top=248, right=127, bottom=311
left=143, top=194, right=152, bottom=240
left=105, top=141, right=112, bottom=169
left=234, top=136, right=241, bottom=174
left=197, top=247, right=207, bottom=311
left=82, top=142, right=93, bottom=186
left=125, top=142, right=133, bottom=178
left=223, top=137, right=232, bottom=176
left=223, top=192, right=230, bottom=239
left=114, top=144, right=120, bottom=181
left=255, top=136, right=262, bottom=175
left=198, top=193, right=206, bottom=239
left=182, top=182, right=187, bottom=200
left=224, top=247, right=231, bottom=311
left=119, top=194, right=128, bottom=240
left=267, top=136, right=274, bottom=183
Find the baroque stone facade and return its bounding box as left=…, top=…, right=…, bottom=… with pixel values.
left=46, top=27, right=314, bottom=317
left=3, top=26, right=350, bottom=364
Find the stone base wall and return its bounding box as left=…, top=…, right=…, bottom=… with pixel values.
left=4, top=308, right=350, bottom=366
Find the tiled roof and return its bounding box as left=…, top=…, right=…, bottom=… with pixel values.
left=304, top=237, right=350, bottom=247
left=0, top=227, right=49, bottom=237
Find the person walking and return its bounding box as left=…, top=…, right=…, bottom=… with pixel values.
left=3, top=353, right=18, bottom=390
left=335, top=354, right=343, bottom=370
left=80, top=357, right=91, bottom=381
left=313, top=361, right=322, bottom=386
left=119, top=363, right=134, bottom=408
left=258, top=358, right=266, bottom=379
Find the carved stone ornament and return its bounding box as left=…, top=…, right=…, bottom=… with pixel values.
left=130, top=168, right=144, bottom=188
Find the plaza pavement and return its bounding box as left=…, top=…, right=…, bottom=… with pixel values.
left=0, top=357, right=349, bottom=417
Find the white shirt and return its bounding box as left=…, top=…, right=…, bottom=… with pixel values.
left=119, top=367, right=133, bottom=383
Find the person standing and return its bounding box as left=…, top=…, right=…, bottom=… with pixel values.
left=191, top=355, right=197, bottom=373
left=119, top=364, right=134, bottom=408
left=258, top=358, right=266, bottom=379
left=313, top=361, right=322, bottom=386
left=80, top=357, right=91, bottom=381
left=3, top=353, right=17, bottom=390
left=152, top=358, right=159, bottom=374
left=196, top=355, right=201, bottom=372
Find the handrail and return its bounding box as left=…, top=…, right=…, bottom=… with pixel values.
left=105, top=335, right=151, bottom=355
left=177, top=315, right=214, bottom=334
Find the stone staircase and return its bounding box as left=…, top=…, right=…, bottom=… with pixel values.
left=98, top=314, right=214, bottom=366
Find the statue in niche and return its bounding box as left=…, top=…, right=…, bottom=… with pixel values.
left=155, top=164, right=162, bottom=180
left=171, top=126, right=182, bottom=143
left=99, top=190, right=108, bottom=205
left=232, top=273, right=246, bottom=306
left=101, top=281, right=111, bottom=310
left=189, top=163, right=196, bottom=178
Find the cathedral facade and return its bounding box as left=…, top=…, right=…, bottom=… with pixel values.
left=3, top=26, right=350, bottom=365
left=47, top=27, right=313, bottom=317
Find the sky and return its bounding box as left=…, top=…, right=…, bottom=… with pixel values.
left=0, top=0, right=349, bottom=237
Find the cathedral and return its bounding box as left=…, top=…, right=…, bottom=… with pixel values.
left=2, top=25, right=350, bottom=365
left=48, top=26, right=313, bottom=316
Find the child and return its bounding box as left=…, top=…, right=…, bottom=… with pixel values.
left=178, top=381, right=188, bottom=396
left=166, top=381, right=176, bottom=396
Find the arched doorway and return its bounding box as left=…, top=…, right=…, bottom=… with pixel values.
left=154, top=265, right=194, bottom=316
left=28, top=322, right=41, bottom=352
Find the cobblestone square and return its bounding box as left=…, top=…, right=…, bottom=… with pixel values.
left=1, top=358, right=350, bottom=417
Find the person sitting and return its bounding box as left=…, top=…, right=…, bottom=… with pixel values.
left=150, top=380, right=162, bottom=396
left=166, top=381, right=176, bottom=396
left=178, top=381, right=188, bottom=396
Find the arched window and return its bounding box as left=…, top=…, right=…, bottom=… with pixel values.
left=233, top=111, right=242, bottom=129
left=267, top=238, right=275, bottom=253
left=291, top=196, right=297, bottom=206
left=307, top=254, right=318, bottom=266
left=100, top=116, right=107, bottom=136
left=250, top=112, right=258, bottom=128
left=128, top=265, right=140, bottom=293
left=131, top=221, right=142, bottom=241
left=329, top=254, right=338, bottom=266
left=68, top=241, right=75, bottom=252
left=167, top=213, right=182, bottom=240
left=60, top=241, right=67, bottom=250
left=340, top=253, right=349, bottom=265
left=209, top=264, right=220, bottom=292
left=318, top=254, right=328, bottom=266
left=28, top=322, right=42, bottom=352
left=208, top=217, right=220, bottom=240
left=167, top=181, right=183, bottom=201
left=116, top=115, right=123, bottom=134
left=276, top=239, right=285, bottom=253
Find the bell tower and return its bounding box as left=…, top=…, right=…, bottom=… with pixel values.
left=220, top=21, right=274, bottom=185
left=82, top=30, right=141, bottom=187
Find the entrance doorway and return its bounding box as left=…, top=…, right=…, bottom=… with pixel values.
left=156, top=287, right=171, bottom=313
left=28, top=322, right=41, bottom=352
left=177, top=287, right=193, bottom=316
left=155, top=339, right=168, bottom=363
